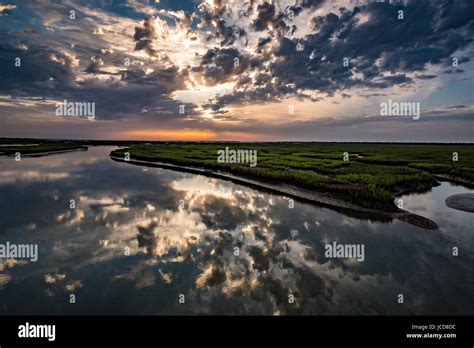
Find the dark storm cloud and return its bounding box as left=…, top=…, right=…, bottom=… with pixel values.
left=416, top=74, right=437, bottom=80
left=300, top=0, right=325, bottom=10
left=0, top=42, right=190, bottom=121
left=252, top=2, right=277, bottom=31
left=199, top=0, right=474, bottom=110
left=432, top=0, right=474, bottom=32
left=197, top=0, right=248, bottom=46
left=0, top=43, right=77, bottom=88
left=212, top=19, right=247, bottom=46
left=380, top=75, right=412, bottom=85
left=250, top=0, right=325, bottom=36
left=192, top=48, right=249, bottom=86
left=0, top=0, right=196, bottom=121
left=293, top=0, right=472, bottom=85
left=133, top=17, right=159, bottom=56
left=252, top=2, right=294, bottom=35
left=257, top=36, right=272, bottom=50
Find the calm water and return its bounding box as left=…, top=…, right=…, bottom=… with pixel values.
left=0, top=146, right=473, bottom=315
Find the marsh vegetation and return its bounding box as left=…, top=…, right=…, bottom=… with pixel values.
left=111, top=143, right=474, bottom=211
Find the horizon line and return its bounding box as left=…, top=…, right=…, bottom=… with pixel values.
left=1, top=137, right=473, bottom=145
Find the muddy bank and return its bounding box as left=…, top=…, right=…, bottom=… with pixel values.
left=111, top=155, right=439, bottom=230
left=433, top=174, right=474, bottom=190
left=446, top=193, right=474, bottom=213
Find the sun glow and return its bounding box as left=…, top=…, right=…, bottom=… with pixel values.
left=124, top=129, right=216, bottom=141
left=172, top=82, right=236, bottom=104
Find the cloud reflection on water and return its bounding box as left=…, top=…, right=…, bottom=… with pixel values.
left=0, top=147, right=473, bottom=315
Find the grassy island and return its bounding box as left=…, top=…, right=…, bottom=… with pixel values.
left=0, top=142, right=87, bottom=155
left=111, top=143, right=474, bottom=212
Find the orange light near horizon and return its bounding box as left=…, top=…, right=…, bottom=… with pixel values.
left=216, top=131, right=268, bottom=141
left=124, top=129, right=217, bottom=141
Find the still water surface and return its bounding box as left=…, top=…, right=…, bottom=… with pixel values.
left=0, top=146, right=473, bottom=315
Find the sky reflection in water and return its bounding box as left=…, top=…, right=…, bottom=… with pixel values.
left=0, top=147, right=473, bottom=315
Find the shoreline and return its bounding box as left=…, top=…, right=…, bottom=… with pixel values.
left=0, top=147, right=88, bottom=157
left=110, top=155, right=440, bottom=230
left=0, top=147, right=87, bottom=157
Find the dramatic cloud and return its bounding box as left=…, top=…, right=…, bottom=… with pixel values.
left=203, top=0, right=474, bottom=109
left=0, top=0, right=473, bottom=141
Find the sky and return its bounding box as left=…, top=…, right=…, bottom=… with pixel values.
left=0, top=0, right=473, bottom=142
